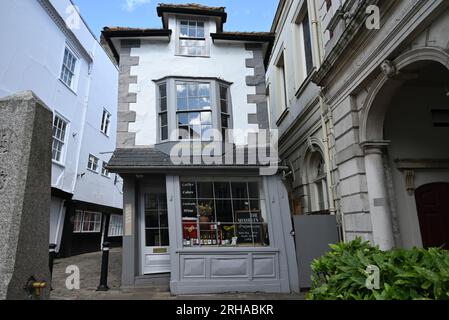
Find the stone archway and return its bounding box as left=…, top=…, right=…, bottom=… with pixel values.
left=359, top=47, right=449, bottom=249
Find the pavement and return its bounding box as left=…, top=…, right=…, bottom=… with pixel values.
left=50, top=248, right=306, bottom=300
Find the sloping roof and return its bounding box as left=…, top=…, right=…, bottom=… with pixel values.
left=157, top=3, right=228, bottom=29
left=158, top=3, right=226, bottom=12
left=107, top=147, right=274, bottom=172
left=211, top=32, right=275, bottom=42
left=101, top=27, right=172, bottom=64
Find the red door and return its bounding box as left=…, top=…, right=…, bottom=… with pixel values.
left=415, top=183, right=449, bottom=249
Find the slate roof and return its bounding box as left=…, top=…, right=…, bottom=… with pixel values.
left=157, top=3, right=226, bottom=12
left=107, top=147, right=275, bottom=172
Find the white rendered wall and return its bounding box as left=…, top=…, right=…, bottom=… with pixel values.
left=129, top=16, right=258, bottom=146
left=0, top=0, right=122, bottom=210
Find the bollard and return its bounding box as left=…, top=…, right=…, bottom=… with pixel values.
left=49, top=243, right=57, bottom=291
left=97, top=242, right=110, bottom=292
left=49, top=243, right=57, bottom=277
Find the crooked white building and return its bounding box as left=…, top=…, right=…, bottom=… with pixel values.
left=0, top=0, right=123, bottom=257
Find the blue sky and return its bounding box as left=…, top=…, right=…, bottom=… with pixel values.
left=72, top=0, right=279, bottom=38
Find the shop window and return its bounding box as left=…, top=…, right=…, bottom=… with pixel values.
left=73, top=210, right=102, bottom=233
left=180, top=179, right=270, bottom=247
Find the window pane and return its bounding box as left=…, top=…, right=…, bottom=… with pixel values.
left=181, top=199, right=197, bottom=218
left=189, top=112, right=201, bottom=125
left=178, top=113, right=188, bottom=125
left=160, top=113, right=168, bottom=126
left=248, top=182, right=260, bottom=199
left=215, top=200, right=233, bottom=223
left=160, top=229, right=170, bottom=246
left=177, top=84, right=187, bottom=98
left=201, top=112, right=212, bottom=125
left=197, top=182, right=213, bottom=198
left=177, top=98, right=188, bottom=111
left=161, top=126, right=168, bottom=141
left=188, top=83, right=198, bottom=97
left=145, top=229, right=160, bottom=247
left=199, top=97, right=211, bottom=109
left=181, top=182, right=196, bottom=198
left=220, top=86, right=227, bottom=100
left=221, top=115, right=229, bottom=128
left=160, top=97, right=167, bottom=112
left=232, top=182, right=248, bottom=199
left=199, top=83, right=210, bottom=97
left=191, top=125, right=201, bottom=139
left=221, top=99, right=228, bottom=114
left=214, top=182, right=231, bottom=198
left=233, top=199, right=250, bottom=212
left=202, top=125, right=213, bottom=141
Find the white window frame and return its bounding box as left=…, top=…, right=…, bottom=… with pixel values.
left=274, top=48, right=288, bottom=119
left=108, top=214, right=123, bottom=237
left=101, top=161, right=110, bottom=178
left=73, top=210, right=102, bottom=233
left=176, top=17, right=210, bottom=57
left=52, top=113, right=69, bottom=165
left=60, top=45, right=80, bottom=92
left=100, top=109, right=111, bottom=136
left=87, top=154, right=99, bottom=173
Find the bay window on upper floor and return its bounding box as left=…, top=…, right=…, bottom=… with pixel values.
left=156, top=78, right=232, bottom=143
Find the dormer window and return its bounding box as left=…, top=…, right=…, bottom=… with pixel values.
left=177, top=19, right=209, bottom=57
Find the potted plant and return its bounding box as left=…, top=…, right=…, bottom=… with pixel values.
left=198, top=203, right=213, bottom=230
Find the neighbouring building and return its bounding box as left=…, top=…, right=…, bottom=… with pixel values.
left=102, top=3, right=299, bottom=294
left=266, top=0, right=449, bottom=288
left=0, top=0, right=123, bottom=257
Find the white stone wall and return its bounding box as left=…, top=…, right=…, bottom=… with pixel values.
left=128, top=15, right=258, bottom=146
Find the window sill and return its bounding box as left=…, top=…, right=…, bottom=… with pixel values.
left=52, top=160, right=66, bottom=168
left=87, top=168, right=99, bottom=174
left=275, top=107, right=290, bottom=127
left=100, top=131, right=110, bottom=138
left=175, top=54, right=210, bottom=59
left=295, top=68, right=317, bottom=98
left=101, top=174, right=111, bottom=179
left=59, top=78, right=77, bottom=95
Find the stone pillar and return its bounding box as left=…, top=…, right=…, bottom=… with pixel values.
left=0, top=91, right=52, bottom=299
left=121, top=175, right=137, bottom=288
left=363, top=142, right=395, bottom=250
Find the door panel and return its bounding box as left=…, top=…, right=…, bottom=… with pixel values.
left=415, top=183, right=449, bottom=249
left=141, top=191, right=171, bottom=274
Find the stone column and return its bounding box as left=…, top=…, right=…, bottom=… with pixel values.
left=363, top=141, right=395, bottom=250
left=0, top=91, right=52, bottom=299
left=121, top=175, right=137, bottom=288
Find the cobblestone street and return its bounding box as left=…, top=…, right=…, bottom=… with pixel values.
left=50, top=248, right=306, bottom=300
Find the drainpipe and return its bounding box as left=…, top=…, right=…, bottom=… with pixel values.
left=71, top=46, right=96, bottom=194
left=309, top=0, right=323, bottom=66
left=319, top=91, right=346, bottom=242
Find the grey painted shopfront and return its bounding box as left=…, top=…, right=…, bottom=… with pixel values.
left=114, top=165, right=299, bottom=294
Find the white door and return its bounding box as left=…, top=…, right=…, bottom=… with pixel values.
left=140, top=189, right=171, bottom=274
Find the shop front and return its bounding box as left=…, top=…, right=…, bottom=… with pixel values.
left=119, top=168, right=299, bottom=294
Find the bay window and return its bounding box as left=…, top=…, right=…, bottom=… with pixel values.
left=176, top=82, right=212, bottom=141
left=156, top=78, right=232, bottom=143
left=73, top=210, right=102, bottom=233
left=180, top=179, right=270, bottom=248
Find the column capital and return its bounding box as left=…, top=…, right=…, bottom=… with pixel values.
left=360, top=140, right=390, bottom=155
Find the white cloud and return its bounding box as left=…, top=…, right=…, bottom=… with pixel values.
left=122, top=0, right=151, bottom=12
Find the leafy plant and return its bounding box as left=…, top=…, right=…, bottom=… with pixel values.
left=307, top=238, right=449, bottom=300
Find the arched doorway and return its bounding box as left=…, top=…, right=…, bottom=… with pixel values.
left=415, top=183, right=449, bottom=249
left=360, top=48, right=449, bottom=249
